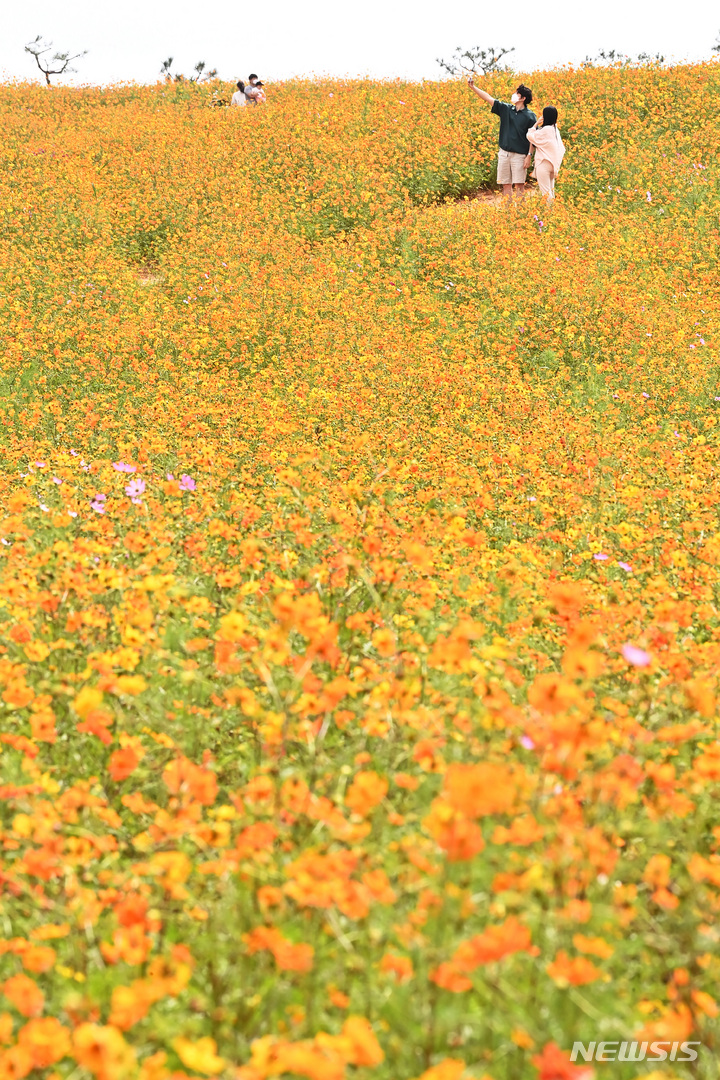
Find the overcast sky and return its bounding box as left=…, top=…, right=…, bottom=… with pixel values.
left=2, top=0, right=718, bottom=86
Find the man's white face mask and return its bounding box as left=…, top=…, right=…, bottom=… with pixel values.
left=511, top=93, right=520, bottom=104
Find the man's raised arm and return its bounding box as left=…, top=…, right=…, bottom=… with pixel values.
left=467, top=78, right=495, bottom=106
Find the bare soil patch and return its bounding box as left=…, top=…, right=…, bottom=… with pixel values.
left=137, top=268, right=166, bottom=286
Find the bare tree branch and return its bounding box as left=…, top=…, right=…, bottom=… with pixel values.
left=437, top=45, right=515, bottom=77
left=25, top=35, right=87, bottom=86
left=582, top=48, right=664, bottom=67
left=160, top=57, right=219, bottom=83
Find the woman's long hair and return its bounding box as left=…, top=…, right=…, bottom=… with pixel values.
left=236, top=80, right=245, bottom=93
left=542, top=106, right=558, bottom=126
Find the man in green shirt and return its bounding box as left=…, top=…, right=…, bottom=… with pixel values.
left=468, top=79, right=536, bottom=196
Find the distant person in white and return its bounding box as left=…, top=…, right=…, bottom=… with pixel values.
left=231, top=80, right=247, bottom=106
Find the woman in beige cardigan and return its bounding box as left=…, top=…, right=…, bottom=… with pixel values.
left=525, top=107, right=565, bottom=198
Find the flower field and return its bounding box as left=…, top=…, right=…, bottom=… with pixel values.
left=0, top=60, right=719, bottom=1080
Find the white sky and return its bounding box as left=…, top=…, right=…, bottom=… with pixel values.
left=2, top=0, right=718, bottom=86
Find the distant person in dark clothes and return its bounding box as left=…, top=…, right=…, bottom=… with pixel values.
left=467, top=78, right=537, bottom=196
left=244, top=74, right=264, bottom=105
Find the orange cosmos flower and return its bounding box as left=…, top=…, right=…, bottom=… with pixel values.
left=20, top=946, right=55, bottom=974
left=3, top=681, right=35, bottom=709
left=72, top=1024, right=135, bottom=1080
left=148, top=851, right=193, bottom=898
left=531, top=1041, right=594, bottom=1079
left=114, top=894, right=150, bottom=928
left=424, top=798, right=485, bottom=861
left=452, top=917, right=536, bottom=970
left=371, top=627, right=396, bottom=657
left=162, top=756, right=217, bottom=805
left=2, top=975, right=44, bottom=1017
left=557, top=900, right=592, bottom=924
left=108, top=747, right=140, bottom=782
left=443, top=762, right=522, bottom=818
left=76, top=709, right=115, bottom=745
left=547, top=582, right=588, bottom=618
left=379, top=953, right=414, bottom=982
left=571, top=935, right=614, bottom=959
left=30, top=924, right=69, bottom=941
left=29, top=709, right=56, bottom=744
left=257, top=885, right=284, bottom=910
left=328, top=987, right=350, bottom=1009
left=691, top=989, right=719, bottom=1017
left=492, top=815, right=544, bottom=846
left=546, top=950, right=605, bottom=987
left=72, top=686, right=104, bottom=718
left=17, top=1016, right=71, bottom=1067
left=429, top=963, right=473, bottom=993
left=642, top=853, right=671, bottom=887
left=244, top=926, right=314, bottom=972
left=635, top=1003, right=694, bottom=1044
left=338, top=1016, right=384, bottom=1066
left=394, top=771, right=420, bottom=790
left=0, top=1044, right=34, bottom=1080
left=345, top=771, right=388, bottom=815
left=412, top=1060, right=467, bottom=1080
left=172, top=1037, right=225, bottom=1075
left=528, top=673, right=582, bottom=715
left=100, top=925, right=153, bottom=966
left=138, top=1050, right=169, bottom=1080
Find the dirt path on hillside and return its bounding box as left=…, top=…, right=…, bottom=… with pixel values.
left=450, top=183, right=539, bottom=211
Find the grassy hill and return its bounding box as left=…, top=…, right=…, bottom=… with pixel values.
left=0, top=63, right=719, bottom=1080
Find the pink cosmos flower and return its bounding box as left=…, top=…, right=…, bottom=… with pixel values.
left=593, top=553, right=609, bottom=561
left=617, top=561, right=632, bottom=572
left=113, top=461, right=137, bottom=473
left=622, top=644, right=650, bottom=667
left=125, top=478, right=146, bottom=499
left=179, top=474, right=196, bottom=491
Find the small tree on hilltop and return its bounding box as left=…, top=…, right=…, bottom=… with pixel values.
left=160, top=57, right=218, bottom=82
left=713, top=31, right=720, bottom=53
left=636, top=51, right=665, bottom=64
left=25, top=35, right=87, bottom=86
left=582, top=48, right=664, bottom=67
left=191, top=61, right=218, bottom=82
left=437, top=45, right=515, bottom=77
